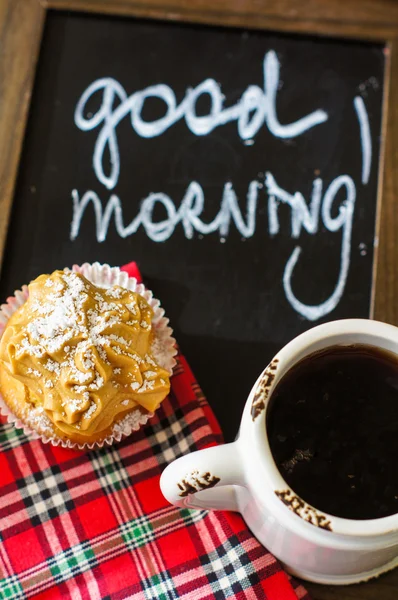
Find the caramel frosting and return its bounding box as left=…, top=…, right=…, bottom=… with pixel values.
left=0, top=270, right=170, bottom=444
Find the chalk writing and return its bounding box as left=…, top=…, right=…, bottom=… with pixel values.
left=74, top=51, right=328, bottom=190
left=280, top=175, right=356, bottom=321
left=71, top=172, right=356, bottom=320
left=354, top=96, right=372, bottom=185
left=72, top=49, right=374, bottom=321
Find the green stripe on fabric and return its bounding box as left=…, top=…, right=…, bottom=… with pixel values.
left=0, top=576, right=23, bottom=600
left=147, top=574, right=169, bottom=600
left=122, top=518, right=154, bottom=547
left=49, top=546, right=95, bottom=579
left=6, top=510, right=208, bottom=597
left=0, top=426, right=24, bottom=447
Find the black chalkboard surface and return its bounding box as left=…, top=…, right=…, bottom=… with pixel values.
left=0, top=10, right=385, bottom=441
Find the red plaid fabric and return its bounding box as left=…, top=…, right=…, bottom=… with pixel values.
left=0, top=262, right=310, bottom=600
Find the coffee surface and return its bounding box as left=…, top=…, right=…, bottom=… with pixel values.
left=267, top=344, right=398, bottom=520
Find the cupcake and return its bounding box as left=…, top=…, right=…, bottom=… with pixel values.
left=0, top=264, right=175, bottom=448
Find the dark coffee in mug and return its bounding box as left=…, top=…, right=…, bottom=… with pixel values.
left=267, top=344, right=398, bottom=520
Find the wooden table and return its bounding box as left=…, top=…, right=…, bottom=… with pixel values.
left=1, top=1, right=398, bottom=598
left=306, top=569, right=398, bottom=600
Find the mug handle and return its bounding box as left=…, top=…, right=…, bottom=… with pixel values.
left=160, top=442, right=243, bottom=511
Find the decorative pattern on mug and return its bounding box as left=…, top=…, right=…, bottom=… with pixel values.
left=275, top=489, right=332, bottom=531
left=178, top=470, right=221, bottom=497
left=251, top=359, right=279, bottom=421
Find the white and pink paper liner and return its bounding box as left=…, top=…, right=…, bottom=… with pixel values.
left=0, top=262, right=177, bottom=450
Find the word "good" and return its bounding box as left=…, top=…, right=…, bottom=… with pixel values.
left=74, top=51, right=328, bottom=190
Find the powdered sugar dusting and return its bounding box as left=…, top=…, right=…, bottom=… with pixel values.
left=106, top=287, right=125, bottom=299
left=26, top=406, right=53, bottom=435
left=144, top=370, right=156, bottom=379
left=27, top=368, right=41, bottom=377
left=26, top=272, right=87, bottom=354
left=137, top=380, right=155, bottom=393
left=45, top=359, right=61, bottom=376
left=83, top=401, right=97, bottom=420
left=10, top=272, right=170, bottom=430
left=0, top=262, right=176, bottom=448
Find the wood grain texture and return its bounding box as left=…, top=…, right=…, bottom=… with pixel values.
left=47, top=0, right=398, bottom=40
left=0, top=0, right=45, bottom=277
left=373, top=41, right=398, bottom=327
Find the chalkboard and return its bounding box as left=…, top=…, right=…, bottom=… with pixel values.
left=0, top=10, right=385, bottom=441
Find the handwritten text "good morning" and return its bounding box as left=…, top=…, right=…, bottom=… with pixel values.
left=71, top=50, right=372, bottom=321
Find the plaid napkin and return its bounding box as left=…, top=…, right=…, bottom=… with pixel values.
left=0, top=262, right=310, bottom=600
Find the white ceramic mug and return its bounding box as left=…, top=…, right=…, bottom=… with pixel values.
left=160, top=319, right=398, bottom=585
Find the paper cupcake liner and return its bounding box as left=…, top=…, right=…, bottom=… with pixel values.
left=0, top=262, right=177, bottom=450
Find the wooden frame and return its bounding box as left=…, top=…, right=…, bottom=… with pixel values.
left=1, top=1, right=398, bottom=598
